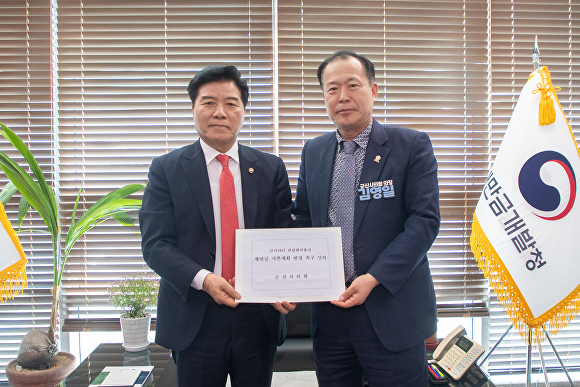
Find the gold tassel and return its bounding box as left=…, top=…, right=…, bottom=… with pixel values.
left=532, top=67, right=561, bottom=126
left=539, top=93, right=556, bottom=125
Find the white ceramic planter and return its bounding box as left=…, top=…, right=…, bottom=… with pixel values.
left=120, top=314, right=151, bottom=352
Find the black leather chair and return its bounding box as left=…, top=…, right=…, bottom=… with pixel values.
left=273, top=302, right=315, bottom=372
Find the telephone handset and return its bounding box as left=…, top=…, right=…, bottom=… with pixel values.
left=432, top=325, right=485, bottom=380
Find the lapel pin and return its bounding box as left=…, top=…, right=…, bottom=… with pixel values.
left=248, top=168, right=254, bottom=174
left=374, top=155, right=381, bottom=163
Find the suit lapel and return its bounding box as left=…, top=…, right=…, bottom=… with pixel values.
left=239, top=145, right=260, bottom=228
left=315, top=136, right=337, bottom=227
left=354, top=120, right=390, bottom=236
left=181, top=141, right=216, bottom=247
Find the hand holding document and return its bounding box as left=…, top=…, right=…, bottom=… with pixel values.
left=235, top=227, right=345, bottom=303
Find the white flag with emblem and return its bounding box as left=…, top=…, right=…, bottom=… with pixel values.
left=471, top=66, right=580, bottom=340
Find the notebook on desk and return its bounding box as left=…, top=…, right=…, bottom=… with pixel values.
left=89, top=366, right=154, bottom=387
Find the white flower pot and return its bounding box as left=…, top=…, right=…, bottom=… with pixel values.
left=120, top=314, right=151, bottom=352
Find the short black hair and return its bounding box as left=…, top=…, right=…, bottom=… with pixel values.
left=187, top=65, right=249, bottom=107
left=317, top=51, right=375, bottom=89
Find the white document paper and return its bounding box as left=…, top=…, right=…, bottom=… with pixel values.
left=235, top=227, right=345, bottom=303
left=101, top=369, right=141, bottom=386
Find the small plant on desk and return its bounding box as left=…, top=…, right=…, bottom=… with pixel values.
left=108, top=272, right=159, bottom=352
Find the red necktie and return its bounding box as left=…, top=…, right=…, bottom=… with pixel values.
left=216, top=154, right=238, bottom=281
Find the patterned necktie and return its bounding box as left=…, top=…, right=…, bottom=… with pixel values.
left=216, top=154, right=238, bottom=282
left=337, top=141, right=357, bottom=283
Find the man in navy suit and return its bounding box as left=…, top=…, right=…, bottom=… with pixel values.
left=140, top=65, right=294, bottom=387
left=293, top=51, right=440, bottom=386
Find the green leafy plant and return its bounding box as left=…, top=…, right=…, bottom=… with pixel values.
left=108, top=273, right=159, bottom=319
left=0, top=121, right=145, bottom=368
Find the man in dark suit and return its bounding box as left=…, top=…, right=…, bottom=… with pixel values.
left=140, top=65, right=294, bottom=387
left=293, top=51, right=440, bottom=386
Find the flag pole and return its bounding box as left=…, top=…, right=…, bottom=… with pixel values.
left=546, top=332, right=576, bottom=386
left=525, top=37, right=539, bottom=387
left=477, top=324, right=512, bottom=367
left=537, top=337, right=550, bottom=387
left=524, top=37, right=575, bottom=387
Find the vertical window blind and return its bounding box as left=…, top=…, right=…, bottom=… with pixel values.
left=0, top=0, right=578, bottom=382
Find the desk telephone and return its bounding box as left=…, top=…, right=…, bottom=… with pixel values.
left=431, top=325, right=485, bottom=380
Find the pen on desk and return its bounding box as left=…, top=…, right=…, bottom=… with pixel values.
left=428, top=364, right=440, bottom=379
left=431, top=364, right=445, bottom=379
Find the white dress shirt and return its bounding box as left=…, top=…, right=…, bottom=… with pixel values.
left=191, top=139, right=245, bottom=290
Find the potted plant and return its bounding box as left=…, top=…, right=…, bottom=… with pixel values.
left=0, top=122, right=144, bottom=385
left=108, top=272, right=159, bottom=352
